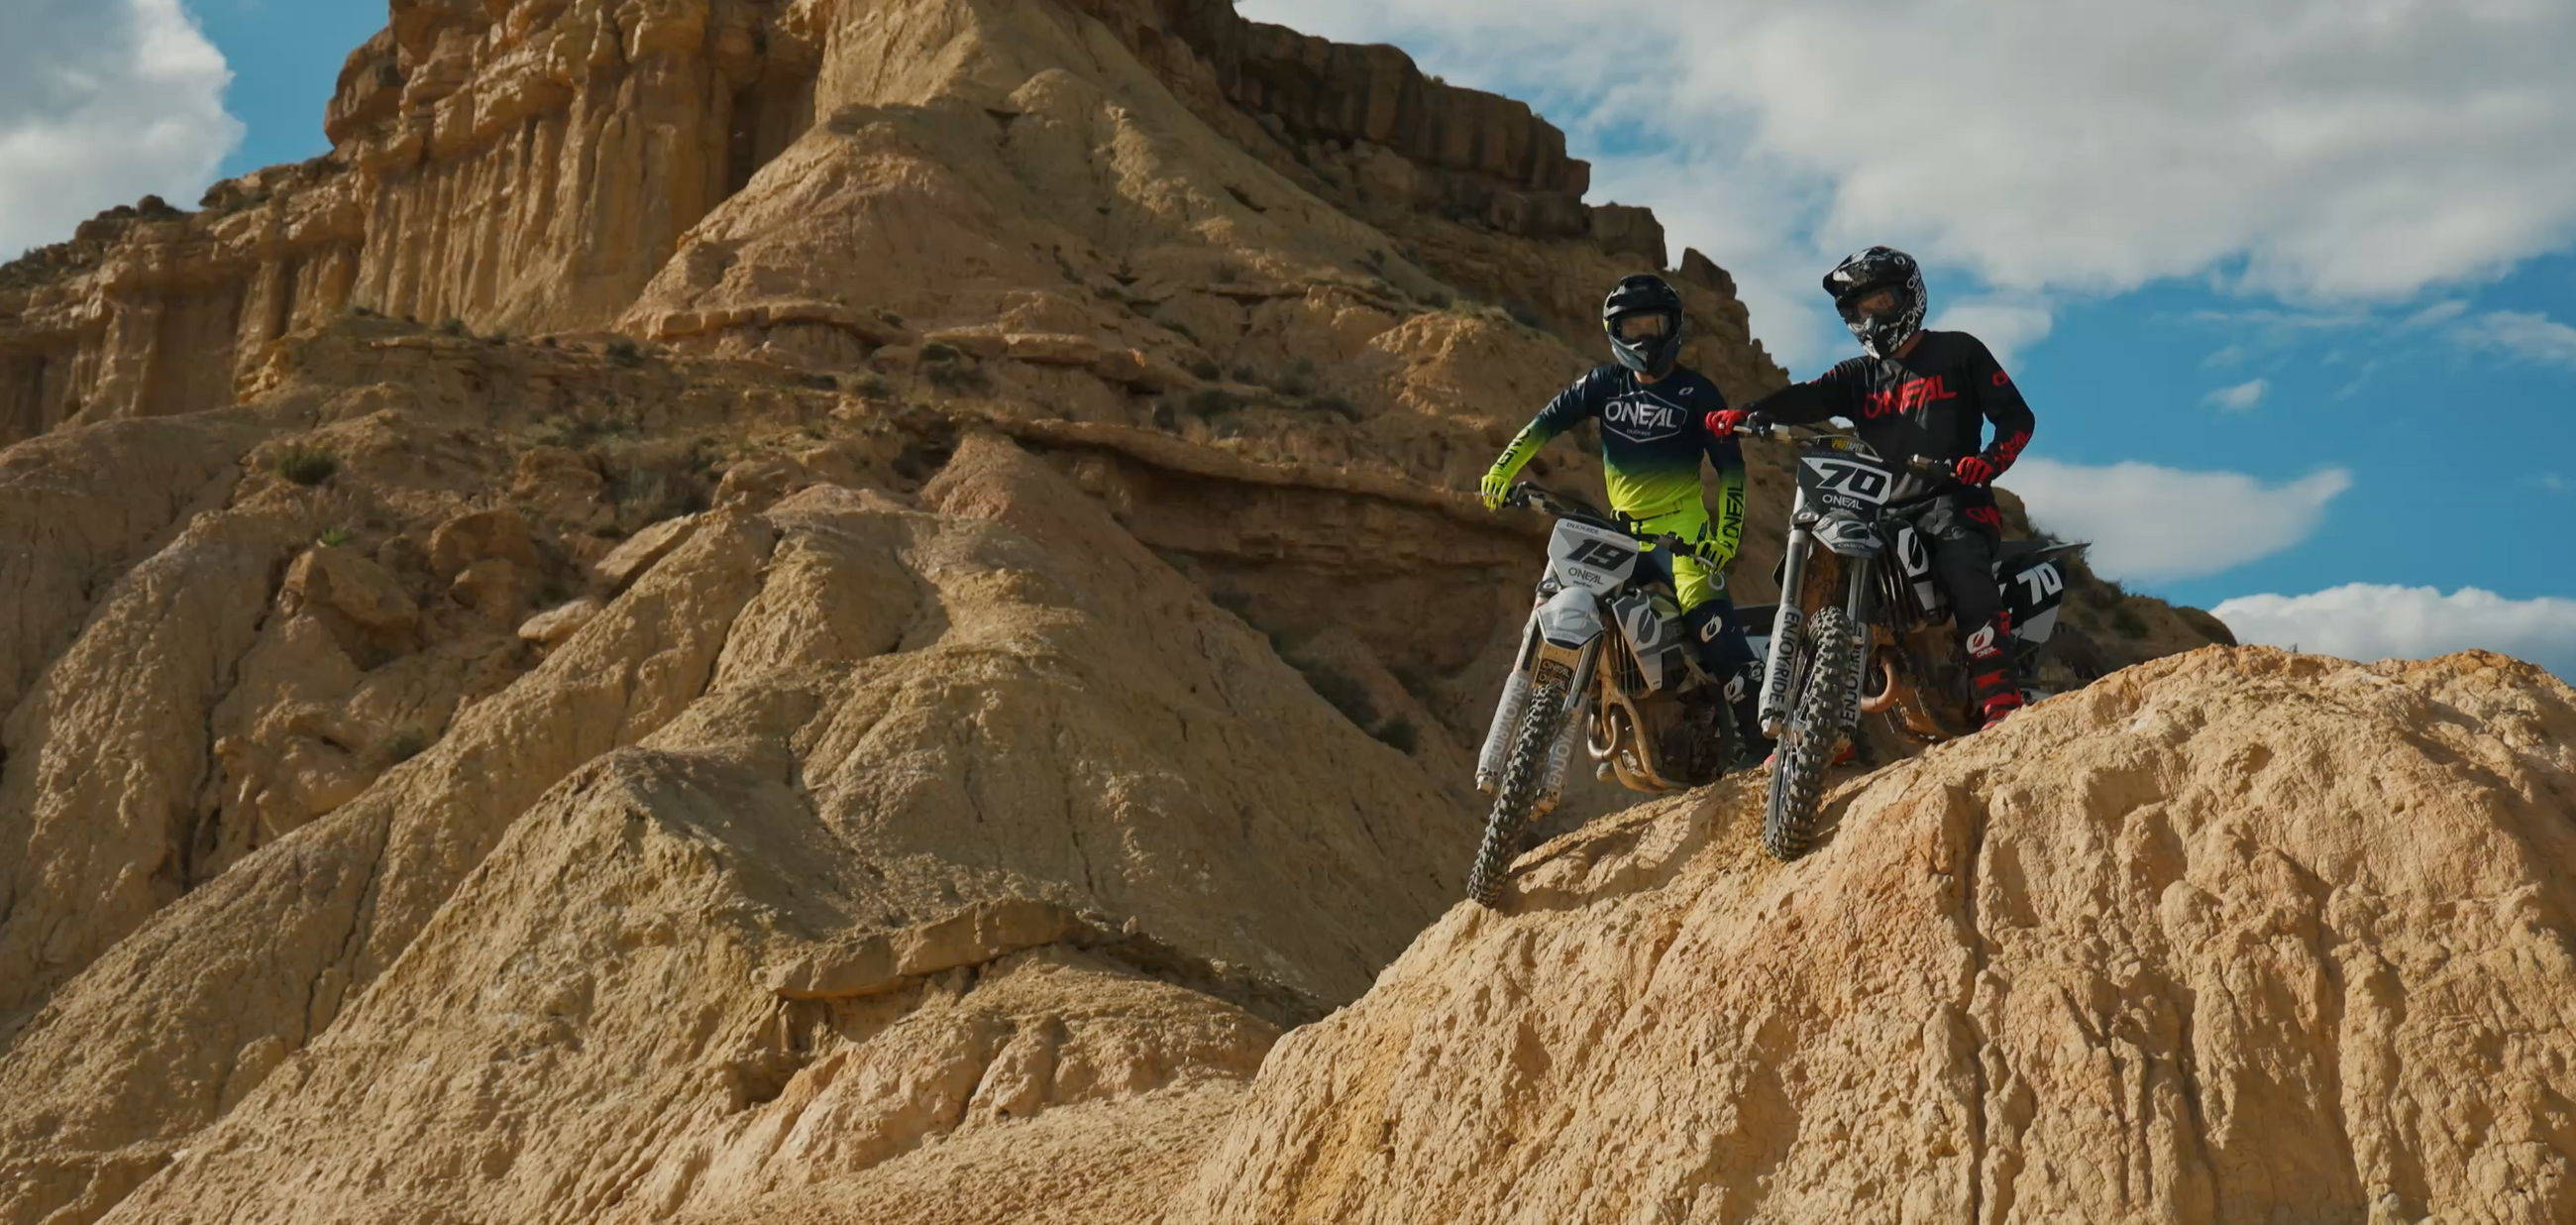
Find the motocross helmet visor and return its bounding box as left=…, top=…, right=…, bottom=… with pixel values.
left=1836, top=284, right=1910, bottom=324
left=1612, top=312, right=1672, bottom=342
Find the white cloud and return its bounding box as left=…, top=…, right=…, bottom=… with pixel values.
left=2004, top=459, right=2352, bottom=582
left=1930, top=295, right=2054, bottom=370
left=2405, top=299, right=2471, bottom=328
left=1586, top=149, right=1849, bottom=368
left=1243, top=0, right=2576, bottom=366
left=2177, top=298, right=2576, bottom=384
left=2452, top=310, right=2576, bottom=369
left=2213, top=585, right=2576, bottom=679
left=0, top=0, right=240, bottom=259
left=2185, top=306, right=2375, bottom=340
left=2204, top=379, right=2269, bottom=411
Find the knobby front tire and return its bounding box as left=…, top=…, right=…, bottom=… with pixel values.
left=1466, top=681, right=1568, bottom=908
left=1763, top=609, right=1854, bottom=862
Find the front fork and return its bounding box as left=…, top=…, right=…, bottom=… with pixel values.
left=1830, top=559, right=1874, bottom=741
left=1538, top=641, right=1603, bottom=809
left=1758, top=529, right=1876, bottom=741
left=1475, top=611, right=1603, bottom=814
left=1475, top=614, right=1542, bottom=793
left=1758, top=528, right=1812, bottom=736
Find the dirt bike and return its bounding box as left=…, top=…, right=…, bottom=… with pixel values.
left=1732, top=421, right=2080, bottom=862
left=1466, top=483, right=1745, bottom=907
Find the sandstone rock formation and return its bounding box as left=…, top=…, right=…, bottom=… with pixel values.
left=1179, top=649, right=2576, bottom=1225
left=0, top=0, right=2254, bottom=1222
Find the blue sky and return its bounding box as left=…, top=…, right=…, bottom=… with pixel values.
left=2027, top=258, right=2576, bottom=612
left=1242, top=0, right=2576, bottom=676
left=192, top=0, right=384, bottom=179
left=4, top=0, right=2573, bottom=674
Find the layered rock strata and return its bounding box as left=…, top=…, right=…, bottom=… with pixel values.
left=0, top=1, right=2250, bottom=1222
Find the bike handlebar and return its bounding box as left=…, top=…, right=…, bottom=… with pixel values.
left=1669, top=535, right=1730, bottom=564
left=1504, top=482, right=1605, bottom=521
left=1504, top=484, right=1731, bottom=564
left=1731, top=418, right=1956, bottom=482
left=1730, top=417, right=1858, bottom=448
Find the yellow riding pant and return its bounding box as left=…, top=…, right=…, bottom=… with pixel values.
left=1624, top=501, right=1729, bottom=612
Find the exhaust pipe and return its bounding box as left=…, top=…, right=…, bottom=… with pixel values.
left=1859, top=656, right=1902, bottom=714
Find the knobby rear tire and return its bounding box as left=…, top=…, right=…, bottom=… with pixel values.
left=1763, top=609, right=1855, bottom=862
left=1466, top=680, right=1568, bottom=908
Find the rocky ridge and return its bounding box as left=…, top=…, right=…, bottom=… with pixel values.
left=1181, top=648, right=2576, bottom=1225
left=0, top=1, right=2264, bottom=1222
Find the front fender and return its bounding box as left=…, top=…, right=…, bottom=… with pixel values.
left=1814, top=514, right=1880, bottom=557
left=1536, top=587, right=1604, bottom=649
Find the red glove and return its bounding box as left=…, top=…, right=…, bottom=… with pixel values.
left=1953, top=455, right=1999, bottom=486
left=1705, top=409, right=1751, bottom=439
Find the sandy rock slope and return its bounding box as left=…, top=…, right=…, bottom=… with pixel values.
left=0, top=0, right=2279, bottom=1221
left=1179, top=649, right=2576, bottom=1225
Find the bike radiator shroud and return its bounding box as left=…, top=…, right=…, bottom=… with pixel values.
left=1893, top=524, right=1941, bottom=620
left=1611, top=591, right=1692, bottom=696
left=1799, top=523, right=2074, bottom=648
left=1997, top=546, right=2074, bottom=644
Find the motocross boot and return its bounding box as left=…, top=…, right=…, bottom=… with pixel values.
left=1965, top=611, right=2024, bottom=729
left=1684, top=602, right=1771, bottom=767
left=1725, top=661, right=1773, bottom=769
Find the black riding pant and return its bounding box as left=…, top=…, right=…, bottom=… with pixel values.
left=1899, top=496, right=2008, bottom=661
left=1682, top=597, right=1760, bottom=670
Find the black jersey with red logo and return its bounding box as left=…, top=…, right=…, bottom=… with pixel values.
left=1744, top=330, right=2035, bottom=502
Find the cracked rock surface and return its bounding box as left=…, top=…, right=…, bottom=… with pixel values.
left=0, top=427, right=1472, bottom=1225
left=1175, top=648, right=2576, bottom=1225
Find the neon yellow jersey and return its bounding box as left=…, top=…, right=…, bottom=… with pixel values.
left=1488, top=364, right=1747, bottom=564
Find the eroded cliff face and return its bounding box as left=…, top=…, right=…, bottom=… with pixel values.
left=0, top=164, right=363, bottom=441
left=0, top=1, right=2249, bottom=1222
left=8, top=427, right=1473, bottom=1225
left=0, top=0, right=810, bottom=439
left=0, top=0, right=1754, bottom=441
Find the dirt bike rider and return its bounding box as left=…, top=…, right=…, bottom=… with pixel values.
left=1479, top=274, right=1767, bottom=748
left=1705, top=247, right=2036, bottom=728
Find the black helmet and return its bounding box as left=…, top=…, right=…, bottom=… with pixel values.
left=1822, top=247, right=1927, bottom=358
left=1602, top=274, right=1686, bottom=378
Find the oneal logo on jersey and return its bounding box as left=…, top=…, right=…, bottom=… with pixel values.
left=1863, top=374, right=1960, bottom=419
left=1603, top=395, right=1685, bottom=440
